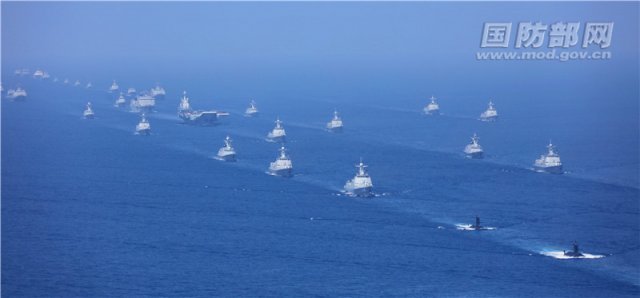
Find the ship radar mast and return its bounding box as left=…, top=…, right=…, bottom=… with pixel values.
left=180, top=91, right=191, bottom=111
left=279, top=146, right=287, bottom=159
left=547, top=140, right=556, bottom=155
left=356, top=158, right=368, bottom=176
left=224, top=136, right=232, bottom=148
left=275, top=117, right=283, bottom=128
left=471, top=133, right=479, bottom=145
left=430, top=95, right=437, bottom=103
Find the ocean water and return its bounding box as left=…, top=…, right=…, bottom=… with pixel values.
left=2, top=71, right=638, bottom=297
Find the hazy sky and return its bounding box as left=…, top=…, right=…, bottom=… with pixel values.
left=1, top=2, right=638, bottom=108
left=2, top=2, right=637, bottom=70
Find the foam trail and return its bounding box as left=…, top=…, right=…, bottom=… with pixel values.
left=455, top=224, right=497, bottom=231
left=540, top=250, right=605, bottom=259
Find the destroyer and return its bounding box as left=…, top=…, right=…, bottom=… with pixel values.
left=245, top=100, right=259, bottom=117
left=114, top=92, right=126, bottom=107
left=109, top=80, right=119, bottom=93
left=150, top=84, right=166, bottom=100
left=216, top=136, right=237, bottom=161
left=83, top=102, right=95, bottom=119
left=424, top=96, right=440, bottom=115
left=326, top=110, right=344, bottom=132
left=33, top=69, right=45, bottom=79
left=86, top=82, right=92, bottom=89
left=480, top=100, right=498, bottom=121
left=267, top=117, right=286, bottom=142
left=463, top=133, right=484, bottom=159
left=127, top=87, right=136, bottom=96
left=135, top=114, right=151, bottom=135
left=6, top=87, right=27, bottom=101
left=534, top=141, right=563, bottom=174
left=74, top=80, right=81, bottom=87
left=344, top=159, right=373, bottom=197
left=269, top=146, right=293, bottom=177
left=177, top=91, right=228, bottom=125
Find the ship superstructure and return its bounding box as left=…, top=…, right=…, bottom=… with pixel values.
left=326, top=110, right=344, bottom=132
left=217, top=136, right=237, bottom=161
left=344, top=159, right=374, bottom=197
left=463, top=133, right=484, bottom=159
left=269, top=146, right=293, bottom=176
left=534, top=141, right=563, bottom=174
left=424, top=96, right=440, bottom=115
left=480, top=100, right=498, bottom=121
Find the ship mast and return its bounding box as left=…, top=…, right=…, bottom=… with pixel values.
left=224, top=136, right=232, bottom=148
left=547, top=140, right=556, bottom=155
left=471, top=133, right=479, bottom=145
left=279, top=146, right=287, bottom=159
left=180, top=91, right=190, bottom=111
left=356, top=158, right=368, bottom=176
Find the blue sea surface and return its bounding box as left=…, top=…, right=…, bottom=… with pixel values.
left=2, top=1, right=639, bottom=297
left=2, top=72, right=638, bottom=297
